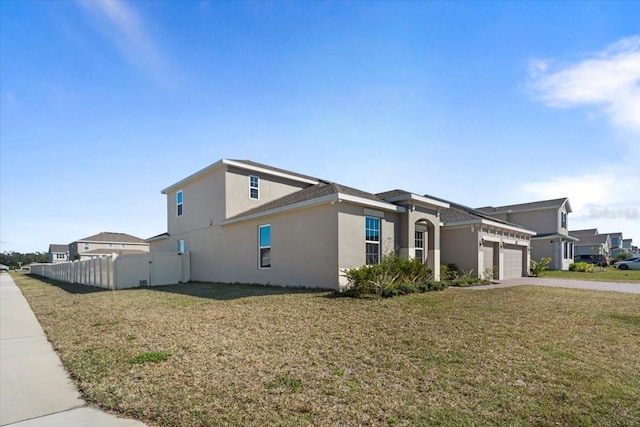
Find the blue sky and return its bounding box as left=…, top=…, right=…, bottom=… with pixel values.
left=1, top=1, right=639, bottom=253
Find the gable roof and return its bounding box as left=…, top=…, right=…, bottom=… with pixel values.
left=439, top=201, right=535, bottom=234
left=574, top=234, right=610, bottom=246
left=376, top=190, right=450, bottom=209
left=75, top=232, right=147, bottom=244
left=607, top=232, right=623, bottom=238
left=223, top=181, right=403, bottom=224
left=570, top=228, right=598, bottom=236
left=477, top=197, right=571, bottom=214
left=48, top=244, right=69, bottom=252
left=162, top=159, right=319, bottom=194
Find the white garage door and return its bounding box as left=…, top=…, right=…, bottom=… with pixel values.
left=503, top=244, right=525, bottom=279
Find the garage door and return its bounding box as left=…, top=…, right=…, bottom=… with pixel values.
left=482, top=243, right=496, bottom=276
left=503, top=244, right=525, bottom=279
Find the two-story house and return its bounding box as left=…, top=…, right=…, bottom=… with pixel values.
left=68, top=232, right=149, bottom=260
left=607, top=232, right=624, bottom=257
left=477, top=198, right=577, bottom=270
left=150, top=159, right=535, bottom=289
left=570, top=229, right=611, bottom=257
left=48, top=244, right=69, bottom=263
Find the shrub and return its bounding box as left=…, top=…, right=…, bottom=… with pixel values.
left=530, top=257, right=551, bottom=277
left=342, top=253, right=441, bottom=298
left=569, top=262, right=596, bottom=273
left=440, top=264, right=459, bottom=281
left=612, top=252, right=632, bottom=263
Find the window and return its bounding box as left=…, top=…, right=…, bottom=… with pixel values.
left=178, top=240, right=185, bottom=253
left=249, top=175, right=259, bottom=200
left=84, top=243, right=90, bottom=250
left=177, top=190, right=184, bottom=217
left=56, top=253, right=65, bottom=259
left=365, top=217, right=380, bottom=265
left=121, top=244, right=126, bottom=249
left=415, top=230, right=424, bottom=262
left=259, top=225, right=271, bottom=268
left=108, top=243, right=113, bottom=248
left=561, top=212, right=567, bottom=229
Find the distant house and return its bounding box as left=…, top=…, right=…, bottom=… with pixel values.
left=622, top=238, right=633, bottom=254
left=570, top=229, right=611, bottom=257
left=477, top=198, right=577, bottom=270
left=150, top=159, right=534, bottom=290
left=48, top=244, right=69, bottom=263
left=607, top=232, right=624, bottom=257
left=68, top=232, right=149, bottom=260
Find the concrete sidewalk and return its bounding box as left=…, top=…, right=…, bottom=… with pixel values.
left=0, top=273, right=148, bottom=427
left=467, top=276, right=640, bottom=293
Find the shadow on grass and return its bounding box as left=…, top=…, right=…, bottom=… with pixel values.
left=27, top=274, right=109, bottom=295
left=145, top=281, right=333, bottom=301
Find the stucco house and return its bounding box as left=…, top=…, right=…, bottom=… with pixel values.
left=477, top=198, right=577, bottom=270
left=48, top=244, right=69, bottom=264
left=69, top=232, right=149, bottom=260
left=439, top=201, right=535, bottom=279
left=150, top=159, right=534, bottom=290
left=570, top=229, right=611, bottom=257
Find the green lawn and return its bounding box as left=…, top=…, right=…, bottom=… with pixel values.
left=544, top=267, right=640, bottom=282
left=14, top=274, right=640, bottom=427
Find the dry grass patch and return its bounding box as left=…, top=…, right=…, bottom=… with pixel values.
left=15, top=274, right=640, bottom=426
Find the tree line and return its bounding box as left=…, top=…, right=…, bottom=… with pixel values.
left=0, top=251, right=48, bottom=268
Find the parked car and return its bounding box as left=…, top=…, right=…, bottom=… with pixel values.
left=0, top=264, right=9, bottom=272
left=573, top=254, right=609, bottom=267
left=613, top=257, right=640, bottom=270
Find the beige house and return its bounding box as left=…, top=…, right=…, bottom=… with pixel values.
left=570, top=229, right=611, bottom=257
left=151, top=159, right=534, bottom=290
left=477, top=198, right=577, bottom=270
left=439, top=202, right=535, bottom=279
left=69, top=232, right=149, bottom=260
left=48, top=244, right=69, bottom=264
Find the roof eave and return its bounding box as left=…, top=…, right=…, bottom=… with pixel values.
left=162, top=159, right=319, bottom=194
left=444, top=218, right=536, bottom=236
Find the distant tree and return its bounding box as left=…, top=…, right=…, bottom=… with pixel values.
left=0, top=251, right=48, bottom=268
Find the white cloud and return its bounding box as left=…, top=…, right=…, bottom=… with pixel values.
left=529, top=35, right=640, bottom=133
left=78, top=0, right=172, bottom=85
left=521, top=167, right=640, bottom=238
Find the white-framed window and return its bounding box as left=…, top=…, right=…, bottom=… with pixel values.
left=561, top=212, right=567, bottom=229
left=258, top=224, right=271, bottom=269
left=84, top=243, right=90, bottom=250
left=415, top=230, right=424, bottom=262
left=121, top=244, right=126, bottom=249
left=365, top=217, right=380, bottom=265
left=56, top=253, right=65, bottom=259
left=108, top=243, right=113, bottom=248
left=178, top=240, right=185, bottom=253
left=249, top=175, right=259, bottom=200
left=177, top=190, right=184, bottom=217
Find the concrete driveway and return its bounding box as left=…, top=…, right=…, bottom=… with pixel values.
left=468, top=276, right=640, bottom=294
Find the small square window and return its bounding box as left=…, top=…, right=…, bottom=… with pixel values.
left=84, top=243, right=90, bottom=250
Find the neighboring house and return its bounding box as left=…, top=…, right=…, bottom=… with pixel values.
left=622, top=238, right=633, bottom=254
left=152, top=159, right=534, bottom=290
left=607, top=232, right=624, bottom=257
left=477, top=198, right=577, bottom=270
left=69, top=232, right=149, bottom=260
left=570, top=229, right=611, bottom=257
left=48, top=244, right=69, bottom=263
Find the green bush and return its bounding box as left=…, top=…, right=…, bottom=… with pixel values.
left=569, top=262, right=596, bottom=273
left=612, top=252, right=632, bottom=263
left=342, top=253, right=443, bottom=298
left=530, top=257, right=552, bottom=277
left=440, top=264, right=459, bottom=281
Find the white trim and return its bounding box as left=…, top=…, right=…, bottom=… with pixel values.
left=162, top=159, right=319, bottom=194
left=444, top=218, right=536, bottom=236
left=249, top=175, right=260, bottom=200
left=220, top=193, right=405, bottom=226
left=383, top=193, right=450, bottom=209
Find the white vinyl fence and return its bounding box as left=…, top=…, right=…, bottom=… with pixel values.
left=31, top=252, right=190, bottom=290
